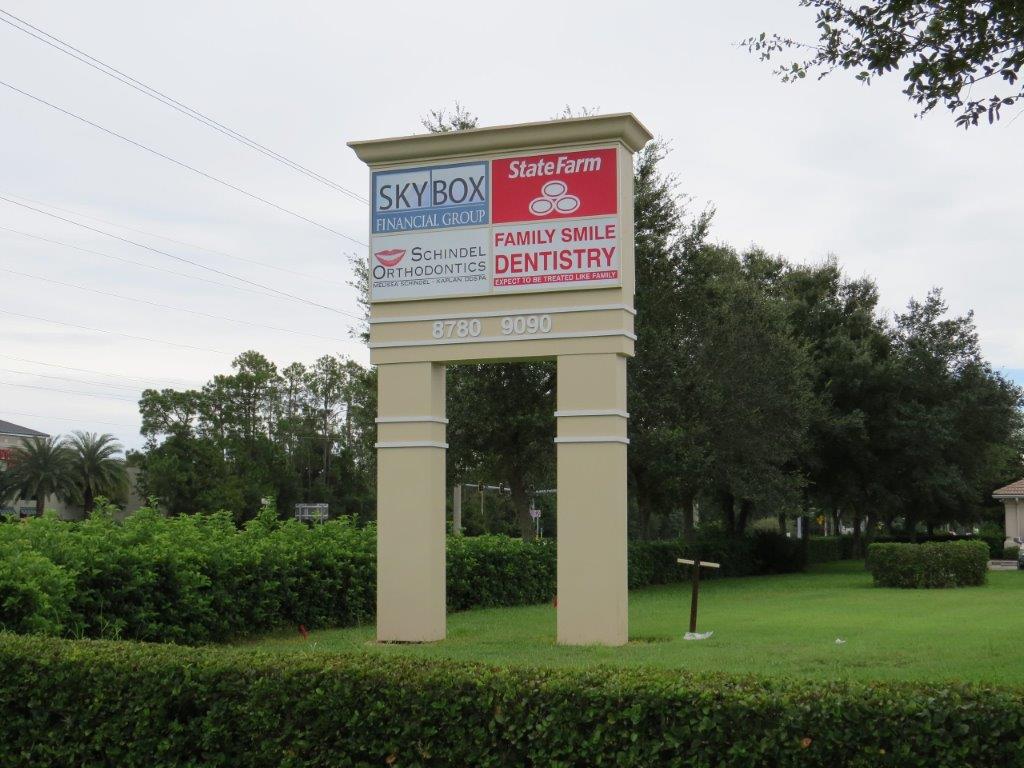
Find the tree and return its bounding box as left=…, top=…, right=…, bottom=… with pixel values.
left=7, top=436, right=76, bottom=516
left=138, top=350, right=377, bottom=522
left=745, top=1, right=1024, bottom=127
left=305, top=355, right=349, bottom=475
left=627, top=141, right=712, bottom=539
left=777, top=259, right=894, bottom=551
left=877, top=289, right=1023, bottom=532
left=62, top=432, right=127, bottom=515
left=688, top=246, right=814, bottom=535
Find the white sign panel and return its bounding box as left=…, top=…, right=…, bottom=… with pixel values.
left=491, top=216, right=619, bottom=291
left=370, top=227, right=490, bottom=300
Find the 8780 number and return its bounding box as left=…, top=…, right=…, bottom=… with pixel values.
left=432, top=319, right=481, bottom=339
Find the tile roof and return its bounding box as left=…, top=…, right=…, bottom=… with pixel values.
left=993, top=478, right=1024, bottom=498
left=0, top=419, right=49, bottom=438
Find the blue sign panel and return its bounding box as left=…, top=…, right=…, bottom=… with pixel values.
left=372, top=160, right=489, bottom=234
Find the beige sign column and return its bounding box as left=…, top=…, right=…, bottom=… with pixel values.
left=556, top=352, right=629, bottom=645
left=375, top=361, right=447, bottom=642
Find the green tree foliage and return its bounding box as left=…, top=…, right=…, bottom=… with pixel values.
left=745, top=1, right=1024, bottom=128
left=877, top=290, right=1023, bottom=532
left=776, top=258, right=893, bottom=553
left=139, top=351, right=375, bottom=522
left=62, top=432, right=126, bottom=515
left=6, top=437, right=76, bottom=516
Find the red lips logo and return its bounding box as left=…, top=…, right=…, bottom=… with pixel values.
left=374, top=248, right=406, bottom=267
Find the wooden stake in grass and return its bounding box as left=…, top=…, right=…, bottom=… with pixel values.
left=677, top=558, right=721, bottom=634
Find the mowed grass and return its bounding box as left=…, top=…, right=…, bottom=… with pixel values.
left=247, top=561, right=1024, bottom=685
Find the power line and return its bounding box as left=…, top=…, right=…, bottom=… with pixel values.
left=0, top=196, right=363, bottom=319
left=0, top=223, right=316, bottom=305
left=1, top=266, right=353, bottom=344
left=0, top=308, right=229, bottom=354
left=0, top=380, right=139, bottom=402
left=0, top=353, right=197, bottom=388
left=3, top=191, right=352, bottom=288
left=0, top=367, right=145, bottom=393
left=0, top=8, right=368, bottom=204
left=1, top=409, right=139, bottom=429
left=0, top=79, right=367, bottom=246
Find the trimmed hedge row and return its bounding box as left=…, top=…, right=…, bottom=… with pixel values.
left=1, top=633, right=1022, bottom=768
left=873, top=533, right=1004, bottom=559
left=867, top=541, right=990, bottom=588
left=0, top=509, right=825, bottom=644
left=805, top=536, right=856, bottom=564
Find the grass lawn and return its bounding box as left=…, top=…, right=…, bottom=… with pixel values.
left=247, top=561, right=1024, bottom=685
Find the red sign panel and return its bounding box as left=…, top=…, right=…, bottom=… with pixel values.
left=491, top=147, right=617, bottom=224
left=0, top=448, right=11, bottom=461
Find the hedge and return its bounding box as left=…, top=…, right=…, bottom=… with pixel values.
left=873, top=533, right=1004, bottom=559
left=805, top=536, right=857, bottom=564
left=1, top=634, right=1022, bottom=768
left=866, top=541, right=989, bottom=588
left=0, top=509, right=824, bottom=644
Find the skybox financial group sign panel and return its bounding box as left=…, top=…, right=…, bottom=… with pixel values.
left=369, top=147, right=620, bottom=301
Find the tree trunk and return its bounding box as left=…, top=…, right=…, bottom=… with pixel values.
left=851, top=510, right=863, bottom=558
left=35, top=495, right=44, bottom=517
left=778, top=513, right=787, bottom=534
left=509, top=474, right=534, bottom=542
left=720, top=489, right=736, bottom=535
left=84, top=486, right=94, bottom=516
left=736, top=499, right=753, bottom=536
left=680, top=493, right=696, bottom=542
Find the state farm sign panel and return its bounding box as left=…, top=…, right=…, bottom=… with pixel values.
left=367, top=146, right=619, bottom=301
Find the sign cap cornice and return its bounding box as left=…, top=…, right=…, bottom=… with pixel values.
left=348, top=113, right=653, bottom=165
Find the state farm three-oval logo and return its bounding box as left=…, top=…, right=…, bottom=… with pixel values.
left=491, top=147, right=617, bottom=224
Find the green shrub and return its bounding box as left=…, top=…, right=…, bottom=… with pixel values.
left=1003, top=546, right=1020, bottom=561
left=0, top=512, right=817, bottom=644
left=0, top=544, right=73, bottom=635
left=873, top=533, right=1003, bottom=559
left=867, top=541, right=989, bottom=588
left=0, top=633, right=1021, bottom=768
left=802, top=536, right=843, bottom=561
left=446, top=534, right=555, bottom=609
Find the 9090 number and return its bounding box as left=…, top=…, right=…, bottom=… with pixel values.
left=500, top=314, right=552, bottom=335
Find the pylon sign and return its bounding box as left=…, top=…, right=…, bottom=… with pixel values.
left=349, top=115, right=651, bottom=647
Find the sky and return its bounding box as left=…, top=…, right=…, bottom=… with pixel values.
left=0, top=1, right=1021, bottom=452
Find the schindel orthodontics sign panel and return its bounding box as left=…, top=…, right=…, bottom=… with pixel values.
left=369, top=146, right=620, bottom=301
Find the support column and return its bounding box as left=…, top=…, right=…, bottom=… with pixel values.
left=375, top=361, right=447, bottom=642
left=555, top=352, right=628, bottom=646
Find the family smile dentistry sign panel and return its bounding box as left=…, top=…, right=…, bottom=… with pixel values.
left=349, top=114, right=652, bottom=646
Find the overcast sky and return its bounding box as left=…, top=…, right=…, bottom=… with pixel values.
left=1, top=0, right=1021, bottom=451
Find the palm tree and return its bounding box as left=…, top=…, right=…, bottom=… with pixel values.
left=63, top=431, right=127, bottom=515
left=9, top=436, right=76, bottom=516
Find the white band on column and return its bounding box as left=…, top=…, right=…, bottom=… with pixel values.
left=554, top=436, right=630, bottom=445
left=375, top=441, right=449, bottom=449
left=554, top=409, right=629, bottom=418
left=375, top=416, right=449, bottom=424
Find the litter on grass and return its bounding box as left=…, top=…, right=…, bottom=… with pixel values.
left=684, top=631, right=714, bottom=641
